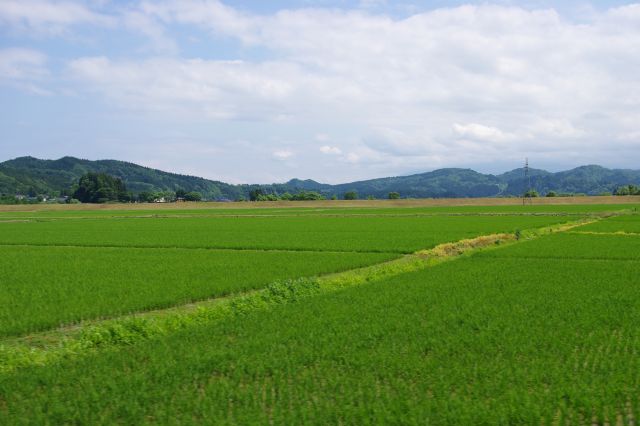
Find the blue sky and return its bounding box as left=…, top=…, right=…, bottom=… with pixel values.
left=1, top=1, right=639, bottom=183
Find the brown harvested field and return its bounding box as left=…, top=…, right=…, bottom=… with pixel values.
left=1, top=195, right=639, bottom=212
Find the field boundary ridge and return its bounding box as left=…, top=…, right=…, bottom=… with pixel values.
left=567, top=230, right=640, bottom=237
left=0, top=215, right=604, bottom=375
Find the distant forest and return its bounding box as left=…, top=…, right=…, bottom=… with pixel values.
left=1, top=156, right=640, bottom=203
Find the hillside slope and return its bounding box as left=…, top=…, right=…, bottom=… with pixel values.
left=0, top=156, right=243, bottom=200
left=1, top=156, right=639, bottom=200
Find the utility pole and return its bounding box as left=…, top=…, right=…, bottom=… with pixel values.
left=523, top=158, right=533, bottom=205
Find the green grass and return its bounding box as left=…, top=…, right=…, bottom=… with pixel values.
left=0, top=210, right=583, bottom=337
left=1, top=249, right=638, bottom=424
left=0, top=215, right=577, bottom=253
left=0, top=246, right=396, bottom=337
left=574, top=214, right=640, bottom=233
left=0, top=206, right=636, bottom=423
left=0, top=203, right=634, bottom=219
left=478, top=232, right=640, bottom=260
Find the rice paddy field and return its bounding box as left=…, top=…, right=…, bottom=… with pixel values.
left=0, top=199, right=639, bottom=424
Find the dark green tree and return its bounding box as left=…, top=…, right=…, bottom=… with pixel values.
left=388, top=192, right=400, bottom=199
left=73, top=173, right=129, bottom=203
left=175, top=188, right=188, bottom=199
left=137, top=191, right=155, bottom=203
left=614, top=185, right=640, bottom=196
left=184, top=191, right=202, bottom=201
left=343, top=191, right=358, bottom=200
left=249, top=189, right=264, bottom=201
left=291, top=191, right=325, bottom=201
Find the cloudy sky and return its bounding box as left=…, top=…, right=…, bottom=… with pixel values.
left=1, top=0, right=639, bottom=183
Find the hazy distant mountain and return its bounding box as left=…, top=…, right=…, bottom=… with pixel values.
left=498, top=165, right=640, bottom=197
left=1, top=156, right=640, bottom=200
left=284, top=178, right=331, bottom=191
left=496, top=167, right=551, bottom=182
left=329, top=168, right=505, bottom=198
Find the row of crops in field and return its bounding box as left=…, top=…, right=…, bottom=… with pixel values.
left=0, top=212, right=585, bottom=336
left=0, top=215, right=578, bottom=253
left=1, top=212, right=639, bottom=424
left=576, top=214, right=640, bottom=233
left=478, top=232, right=640, bottom=260
left=0, top=202, right=634, bottom=219
left=0, top=205, right=638, bottom=424
left=0, top=246, right=397, bottom=337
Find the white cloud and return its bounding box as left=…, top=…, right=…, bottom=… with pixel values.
left=76, top=3, right=640, bottom=121
left=139, top=0, right=255, bottom=42
left=345, top=153, right=360, bottom=163
left=272, top=150, right=294, bottom=160
left=0, top=0, right=114, bottom=34
left=527, top=118, right=585, bottom=139
left=10, top=1, right=640, bottom=179
left=620, top=131, right=640, bottom=142
left=0, top=48, right=48, bottom=80
left=68, top=56, right=299, bottom=119
left=452, top=123, right=518, bottom=143
left=0, top=48, right=51, bottom=94
left=122, top=10, right=178, bottom=54
left=319, top=145, right=342, bottom=155
left=363, top=128, right=442, bottom=156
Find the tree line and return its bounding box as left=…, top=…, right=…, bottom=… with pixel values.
left=7, top=171, right=639, bottom=205
left=70, top=173, right=205, bottom=204
left=247, top=189, right=403, bottom=202
left=67, top=173, right=402, bottom=204
left=613, top=185, right=640, bottom=196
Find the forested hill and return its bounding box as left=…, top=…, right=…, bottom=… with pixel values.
left=0, top=156, right=244, bottom=200
left=301, top=165, right=640, bottom=198
left=1, top=156, right=640, bottom=200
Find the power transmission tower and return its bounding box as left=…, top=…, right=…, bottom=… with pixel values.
left=523, top=158, right=533, bottom=205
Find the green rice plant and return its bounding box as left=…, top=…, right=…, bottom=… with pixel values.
left=573, top=214, right=640, bottom=233
left=0, top=202, right=633, bottom=220
left=0, top=211, right=584, bottom=337
left=0, top=246, right=395, bottom=337
left=477, top=232, right=640, bottom=260
left=1, top=238, right=639, bottom=424
left=0, top=232, right=514, bottom=375
left=0, top=214, right=578, bottom=253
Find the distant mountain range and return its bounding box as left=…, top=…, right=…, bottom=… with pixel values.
left=1, top=156, right=639, bottom=200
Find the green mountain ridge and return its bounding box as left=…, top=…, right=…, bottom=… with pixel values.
left=1, top=156, right=639, bottom=200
